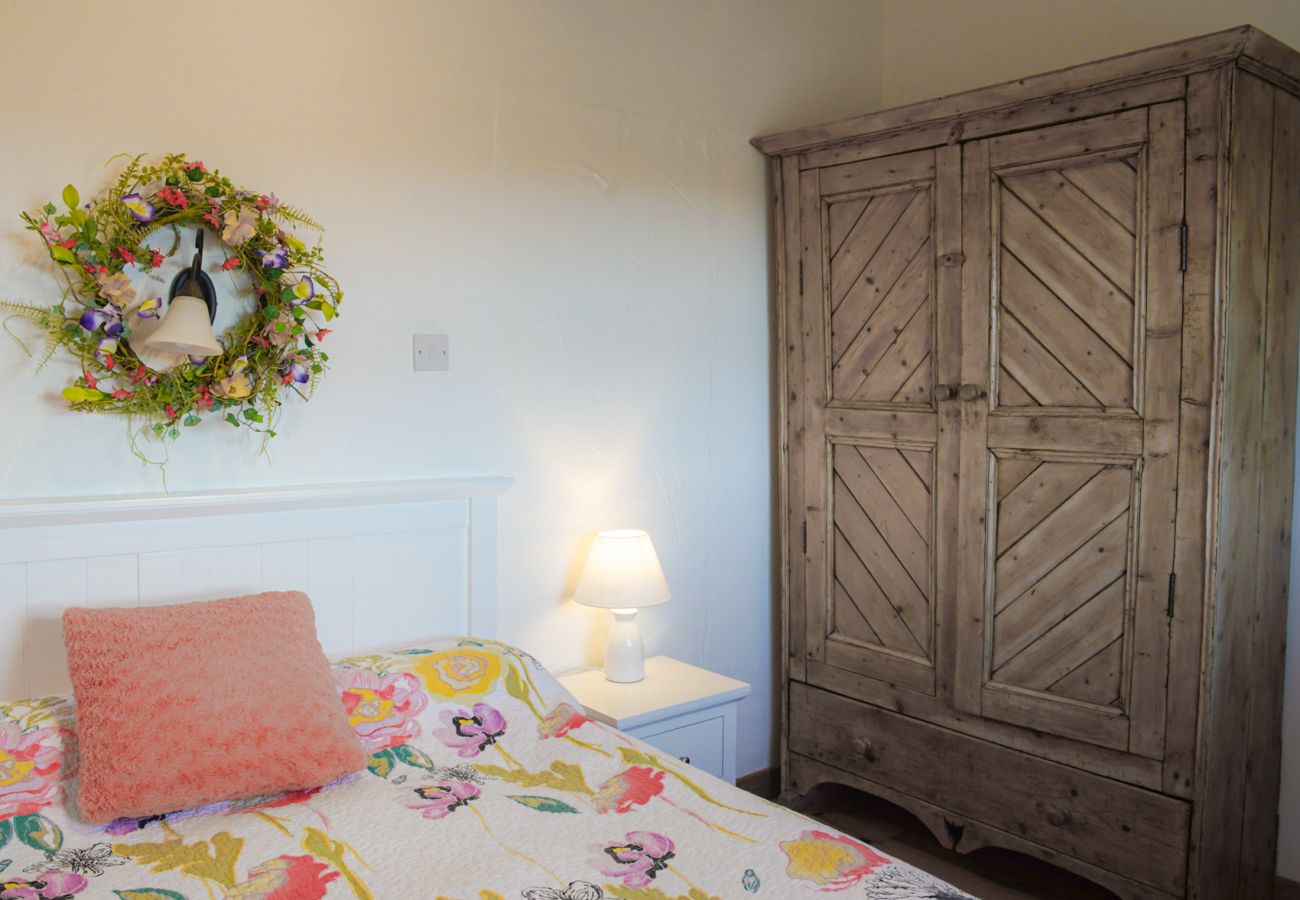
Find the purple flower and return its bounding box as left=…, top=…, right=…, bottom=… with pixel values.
left=409, top=779, right=480, bottom=820
left=288, top=361, right=310, bottom=384
left=591, top=831, right=676, bottom=888
left=0, top=870, right=89, bottom=899
left=120, top=193, right=155, bottom=223
left=288, top=276, right=315, bottom=306
left=434, top=703, right=506, bottom=758
left=79, top=309, right=106, bottom=332
left=260, top=245, right=289, bottom=269
left=79, top=306, right=123, bottom=336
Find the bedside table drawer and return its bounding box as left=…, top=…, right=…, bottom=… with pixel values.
left=631, top=714, right=725, bottom=779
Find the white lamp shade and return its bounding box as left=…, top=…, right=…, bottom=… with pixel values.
left=145, top=295, right=223, bottom=357
left=573, top=529, right=671, bottom=610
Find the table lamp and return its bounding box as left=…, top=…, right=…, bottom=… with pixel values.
left=573, top=529, right=670, bottom=683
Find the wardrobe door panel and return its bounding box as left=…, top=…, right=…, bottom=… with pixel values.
left=799, top=147, right=961, bottom=700
left=958, top=105, right=1185, bottom=759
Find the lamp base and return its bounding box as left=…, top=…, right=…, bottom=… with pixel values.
left=604, top=608, right=645, bottom=683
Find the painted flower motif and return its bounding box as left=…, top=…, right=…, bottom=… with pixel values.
left=155, top=186, right=188, bottom=209
left=120, top=192, right=155, bottom=222
left=413, top=647, right=501, bottom=698
left=0, top=722, right=63, bottom=820
left=260, top=245, right=289, bottom=269
left=223, top=854, right=339, bottom=900
left=780, top=829, right=889, bottom=891
left=288, top=275, right=315, bottom=306
left=222, top=207, right=258, bottom=245
left=593, top=766, right=665, bottom=814
left=434, top=703, right=506, bottom=758
left=95, top=271, right=136, bottom=308
left=408, top=779, right=480, bottom=820
left=522, top=882, right=605, bottom=900
left=591, top=831, right=676, bottom=889
left=0, top=871, right=88, bottom=900
left=539, top=702, right=591, bottom=739
left=22, top=843, right=124, bottom=877
left=334, top=668, right=427, bottom=753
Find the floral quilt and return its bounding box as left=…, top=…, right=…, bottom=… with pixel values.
left=0, top=638, right=971, bottom=899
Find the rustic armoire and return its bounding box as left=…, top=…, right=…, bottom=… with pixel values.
left=755, top=26, right=1300, bottom=899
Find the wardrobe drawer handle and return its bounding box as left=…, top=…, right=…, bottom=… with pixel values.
left=851, top=737, right=877, bottom=762
left=936, top=383, right=957, bottom=401
left=958, top=383, right=987, bottom=402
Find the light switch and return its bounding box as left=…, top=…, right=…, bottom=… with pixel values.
left=413, top=334, right=449, bottom=371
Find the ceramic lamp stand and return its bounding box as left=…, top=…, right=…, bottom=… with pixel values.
left=604, top=608, right=645, bottom=683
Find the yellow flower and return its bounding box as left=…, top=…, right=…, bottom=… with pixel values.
left=213, top=372, right=252, bottom=400
left=413, top=648, right=501, bottom=697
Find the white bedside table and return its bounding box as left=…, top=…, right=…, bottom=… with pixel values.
left=559, top=656, right=750, bottom=783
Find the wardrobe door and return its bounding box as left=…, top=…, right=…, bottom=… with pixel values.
left=795, top=147, right=962, bottom=699
left=956, top=106, right=1185, bottom=759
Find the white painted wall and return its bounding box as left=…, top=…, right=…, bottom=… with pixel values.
left=876, top=0, right=1300, bottom=881
left=0, top=1, right=884, bottom=779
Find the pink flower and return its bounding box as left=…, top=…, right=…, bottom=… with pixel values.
left=224, top=855, right=338, bottom=900
left=222, top=257, right=241, bottom=271
left=409, top=779, right=480, bottom=820
left=150, top=250, right=165, bottom=269
left=593, top=766, right=665, bottom=814
left=0, top=871, right=88, bottom=899
left=334, top=668, right=427, bottom=753
left=203, top=212, right=222, bottom=230
left=538, top=702, right=590, bottom=739
left=433, top=703, right=506, bottom=758
left=187, top=160, right=208, bottom=174
left=591, top=831, right=676, bottom=888
left=156, top=187, right=188, bottom=209
left=114, top=247, right=137, bottom=265
left=83, top=371, right=98, bottom=390
left=0, top=722, right=65, bottom=821
left=110, top=389, right=133, bottom=400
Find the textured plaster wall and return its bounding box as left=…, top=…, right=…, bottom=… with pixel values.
left=0, top=0, right=884, bottom=777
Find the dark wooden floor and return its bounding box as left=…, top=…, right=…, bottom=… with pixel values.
left=788, top=783, right=1118, bottom=899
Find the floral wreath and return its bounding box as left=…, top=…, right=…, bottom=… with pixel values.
left=3, top=153, right=340, bottom=444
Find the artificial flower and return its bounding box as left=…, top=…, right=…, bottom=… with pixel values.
left=224, top=854, right=338, bottom=900
left=256, top=193, right=280, bottom=211
left=37, top=221, right=62, bottom=244
left=780, top=829, right=889, bottom=890
left=0, top=721, right=65, bottom=820
left=120, top=192, right=155, bottom=222
left=156, top=186, right=188, bottom=208
left=288, top=275, right=315, bottom=306
left=96, top=337, right=118, bottom=369
left=95, top=271, right=136, bottom=308
left=114, top=247, right=136, bottom=265
left=186, top=160, right=208, bottom=174
left=82, top=371, right=98, bottom=390
left=203, top=212, right=223, bottom=230
left=434, top=703, right=506, bottom=758
left=412, top=647, right=501, bottom=697
left=409, top=779, right=480, bottom=820
left=334, top=668, right=427, bottom=753
left=222, top=257, right=242, bottom=271
left=110, top=389, right=133, bottom=400
left=133, top=296, right=162, bottom=319
left=213, top=372, right=252, bottom=400
left=222, top=207, right=258, bottom=245
left=591, top=831, right=676, bottom=889
left=149, top=249, right=164, bottom=269
left=260, top=245, right=289, bottom=269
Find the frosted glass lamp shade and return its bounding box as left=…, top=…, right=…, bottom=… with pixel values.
left=573, top=530, right=671, bottom=610
left=145, top=295, right=223, bottom=357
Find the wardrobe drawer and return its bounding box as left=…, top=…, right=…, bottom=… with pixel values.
left=788, top=682, right=1190, bottom=895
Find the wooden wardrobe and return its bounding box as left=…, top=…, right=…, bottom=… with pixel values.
left=755, top=26, right=1300, bottom=899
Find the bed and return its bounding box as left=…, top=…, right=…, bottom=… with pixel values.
left=0, top=481, right=970, bottom=899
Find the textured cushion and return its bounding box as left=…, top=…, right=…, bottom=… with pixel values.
left=63, top=591, right=365, bottom=823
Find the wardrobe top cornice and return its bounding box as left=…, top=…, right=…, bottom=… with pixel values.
left=751, top=25, right=1300, bottom=157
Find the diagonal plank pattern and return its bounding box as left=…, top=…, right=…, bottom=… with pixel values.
left=996, top=155, right=1138, bottom=410
left=990, top=456, right=1133, bottom=708
left=830, top=443, right=933, bottom=660
left=828, top=188, right=933, bottom=405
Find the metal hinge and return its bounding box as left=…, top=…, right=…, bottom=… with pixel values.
left=801, top=520, right=808, bottom=555
left=1179, top=223, right=1188, bottom=272
left=798, top=260, right=804, bottom=295
left=1167, top=572, right=1177, bottom=617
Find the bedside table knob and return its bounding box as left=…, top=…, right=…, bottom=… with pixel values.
left=852, top=737, right=877, bottom=762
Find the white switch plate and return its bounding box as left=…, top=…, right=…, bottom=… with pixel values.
left=413, top=334, right=449, bottom=371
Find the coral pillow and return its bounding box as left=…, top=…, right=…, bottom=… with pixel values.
left=63, top=590, right=365, bottom=823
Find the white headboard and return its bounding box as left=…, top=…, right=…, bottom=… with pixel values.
left=0, top=476, right=511, bottom=701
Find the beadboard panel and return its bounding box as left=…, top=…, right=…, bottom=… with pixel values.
left=0, top=477, right=510, bottom=701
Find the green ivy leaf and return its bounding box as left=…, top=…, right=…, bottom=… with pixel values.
left=242, top=408, right=263, bottom=423
left=182, top=415, right=200, bottom=427
left=50, top=245, right=78, bottom=266
left=14, top=813, right=62, bottom=854
left=225, top=413, right=239, bottom=427
left=508, top=795, right=580, bottom=814
left=205, top=185, right=220, bottom=197
left=62, top=184, right=79, bottom=209
left=114, top=890, right=189, bottom=900
left=391, top=743, right=435, bottom=770
left=62, top=385, right=107, bottom=403
left=367, top=749, right=396, bottom=778
left=186, top=167, right=204, bottom=182
left=42, top=202, right=56, bottom=216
